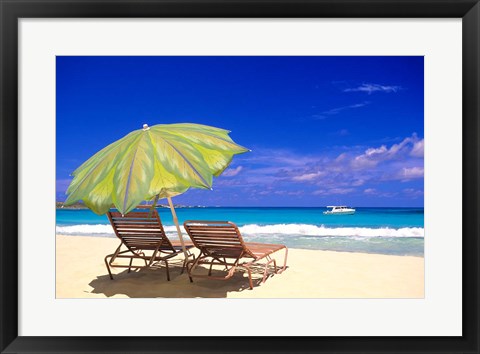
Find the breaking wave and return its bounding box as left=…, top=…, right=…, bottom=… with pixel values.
left=55, top=223, right=424, bottom=238
left=239, top=224, right=423, bottom=237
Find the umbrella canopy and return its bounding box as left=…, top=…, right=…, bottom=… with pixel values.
left=64, top=123, right=249, bottom=215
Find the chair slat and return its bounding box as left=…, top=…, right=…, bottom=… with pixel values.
left=187, top=233, right=239, bottom=239
left=116, top=229, right=163, bottom=233
left=113, top=222, right=158, bottom=226
left=187, top=226, right=241, bottom=231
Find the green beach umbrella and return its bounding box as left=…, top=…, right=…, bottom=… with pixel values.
left=64, top=122, right=249, bottom=256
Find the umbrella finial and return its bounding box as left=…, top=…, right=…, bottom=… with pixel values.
left=143, top=124, right=150, bottom=131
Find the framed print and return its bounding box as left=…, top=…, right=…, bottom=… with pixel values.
left=1, top=0, right=479, bottom=353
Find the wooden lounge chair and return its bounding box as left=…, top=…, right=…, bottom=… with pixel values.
left=183, top=220, right=288, bottom=289
left=105, top=207, right=195, bottom=281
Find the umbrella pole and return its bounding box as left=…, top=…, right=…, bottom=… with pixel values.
left=167, top=197, right=189, bottom=260
left=148, top=194, right=160, bottom=218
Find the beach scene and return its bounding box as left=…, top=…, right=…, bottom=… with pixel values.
left=56, top=56, right=424, bottom=298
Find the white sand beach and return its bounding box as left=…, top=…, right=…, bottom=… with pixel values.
left=56, top=234, right=424, bottom=299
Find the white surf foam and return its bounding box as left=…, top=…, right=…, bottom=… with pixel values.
left=239, top=224, right=424, bottom=237
left=56, top=223, right=424, bottom=238
left=56, top=224, right=115, bottom=235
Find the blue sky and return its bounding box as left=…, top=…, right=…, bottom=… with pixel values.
left=56, top=56, right=424, bottom=207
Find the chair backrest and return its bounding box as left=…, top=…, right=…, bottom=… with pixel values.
left=107, top=206, right=175, bottom=252
left=183, top=220, right=254, bottom=258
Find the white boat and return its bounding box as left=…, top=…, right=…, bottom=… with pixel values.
left=323, top=205, right=356, bottom=215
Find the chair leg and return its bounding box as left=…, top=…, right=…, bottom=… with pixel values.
left=262, top=258, right=276, bottom=283
left=187, top=260, right=195, bottom=283
left=165, top=261, right=170, bottom=281
left=105, top=243, right=124, bottom=280
left=104, top=255, right=114, bottom=280
left=276, top=247, right=288, bottom=273
left=208, top=259, right=215, bottom=276
left=140, top=252, right=148, bottom=267
left=128, top=258, right=133, bottom=273
left=181, top=258, right=187, bottom=275
left=186, top=252, right=206, bottom=283
left=243, top=265, right=253, bottom=290
left=181, top=253, right=195, bottom=274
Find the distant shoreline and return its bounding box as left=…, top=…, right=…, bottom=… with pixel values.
left=55, top=202, right=206, bottom=210
left=56, top=202, right=88, bottom=210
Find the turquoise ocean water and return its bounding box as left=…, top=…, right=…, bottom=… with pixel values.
left=56, top=207, right=424, bottom=256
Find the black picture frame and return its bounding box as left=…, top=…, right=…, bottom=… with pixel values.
left=1, top=1, right=479, bottom=353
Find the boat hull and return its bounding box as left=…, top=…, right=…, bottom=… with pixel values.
left=323, top=211, right=355, bottom=215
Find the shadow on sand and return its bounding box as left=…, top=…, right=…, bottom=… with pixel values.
left=88, top=259, right=285, bottom=298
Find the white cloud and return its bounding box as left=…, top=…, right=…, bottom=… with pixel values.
left=363, top=188, right=398, bottom=198
left=401, top=167, right=424, bottom=180
left=344, top=83, right=402, bottom=94
left=366, top=146, right=388, bottom=156
left=351, top=134, right=422, bottom=169
left=312, top=101, right=369, bottom=120
left=410, top=139, right=424, bottom=157
left=403, top=188, right=424, bottom=198
left=273, top=190, right=304, bottom=196
left=334, top=153, right=348, bottom=163
left=292, top=171, right=325, bottom=182
left=222, top=166, right=243, bottom=177
left=257, top=188, right=304, bottom=197
left=313, top=188, right=355, bottom=195
left=351, top=179, right=365, bottom=186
